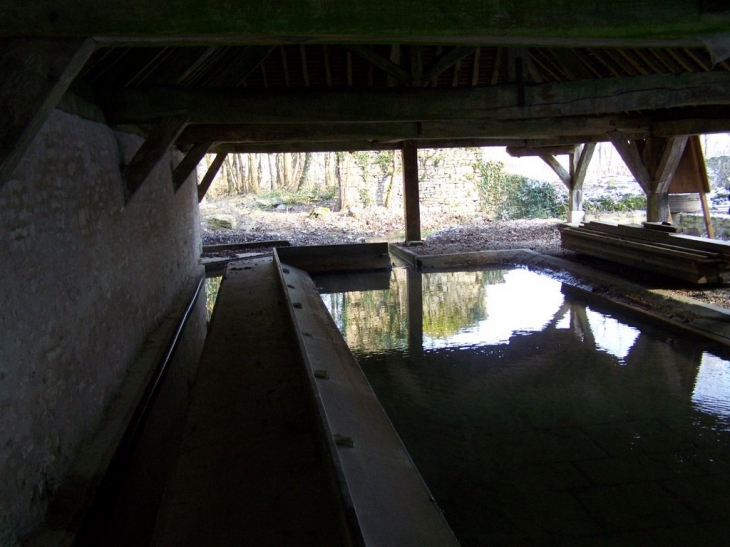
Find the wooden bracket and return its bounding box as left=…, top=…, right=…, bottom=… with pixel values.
left=172, top=141, right=212, bottom=192
left=122, top=115, right=189, bottom=203
left=0, top=38, right=97, bottom=191
left=606, top=131, right=652, bottom=193
left=197, top=152, right=227, bottom=203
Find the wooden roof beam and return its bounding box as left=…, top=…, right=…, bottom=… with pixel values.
left=176, top=116, right=650, bottom=145
left=100, top=70, right=730, bottom=125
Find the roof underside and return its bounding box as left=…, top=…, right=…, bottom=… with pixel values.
left=5, top=1, right=730, bottom=155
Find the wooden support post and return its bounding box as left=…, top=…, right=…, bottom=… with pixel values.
left=569, top=143, right=595, bottom=223
left=198, top=152, right=227, bottom=203
left=122, top=115, right=189, bottom=203
left=402, top=142, right=421, bottom=242
left=172, top=141, right=212, bottom=192
left=699, top=191, right=715, bottom=239
left=608, top=132, right=686, bottom=223
left=0, top=38, right=97, bottom=191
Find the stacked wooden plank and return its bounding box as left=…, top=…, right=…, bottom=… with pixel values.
left=559, top=221, right=730, bottom=284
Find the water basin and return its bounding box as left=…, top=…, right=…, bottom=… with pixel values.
left=318, top=266, right=730, bottom=546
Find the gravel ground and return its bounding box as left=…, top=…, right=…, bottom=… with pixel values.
left=201, top=195, right=730, bottom=310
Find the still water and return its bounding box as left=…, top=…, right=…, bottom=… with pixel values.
left=320, top=267, right=730, bottom=546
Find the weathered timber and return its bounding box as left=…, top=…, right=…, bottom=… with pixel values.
left=580, top=221, right=730, bottom=258
left=0, top=1, right=726, bottom=45
left=506, top=144, right=578, bottom=157
left=0, top=38, right=97, bottom=191
left=202, top=240, right=290, bottom=253
left=346, top=45, right=411, bottom=86
left=654, top=117, right=730, bottom=137
left=573, top=143, right=596, bottom=190
left=178, top=115, right=649, bottom=145
left=276, top=242, right=390, bottom=273
left=172, top=142, right=211, bottom=191
left=606, top=132, right=652, bottom=193
left=402, top=142, right=421, bottom=242
left=420, top=46, right=476, bottom=86
left=538, top=153, right=571, bottom=187
left=214, top=45, right=276, bottom=86
left=99, top=71, right=730, bottom=125
left=122, top=115, right=189, bottom=202
left=654, top=136, right=688, bottom=193
left=559, top=224, right=729, bottom=284
left=208, top=135, right=617, bottom=154
left=609, top=133, right=687, bottom=221
left=197, top=152, right=227, bottom=202
left=699, top=192, right=716, bottom=239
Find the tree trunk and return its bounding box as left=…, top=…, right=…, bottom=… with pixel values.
left=297, top=152, right=313, bottom=191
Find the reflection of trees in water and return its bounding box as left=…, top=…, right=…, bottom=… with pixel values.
left=331, top=269, right=506, bottom=352
left=422, top=270, right=503, bottom=338
left=205, top=277, right=222, bottom=322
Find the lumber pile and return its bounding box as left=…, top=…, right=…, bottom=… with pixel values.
left=559, top=221, right=730, bottom=284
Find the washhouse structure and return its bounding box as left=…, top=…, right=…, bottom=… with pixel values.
left=2, top=2, right=730, bottom=545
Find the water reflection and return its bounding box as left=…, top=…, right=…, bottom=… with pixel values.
left=321, top=267, right=730, bottom=545
left=694, top=352, right=730, bottom=424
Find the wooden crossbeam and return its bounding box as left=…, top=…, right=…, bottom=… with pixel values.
left=100, top=71, right=730, bottom=125
left=122, top=115, right=189, bottom=202
left=346, top=45, right=411, bottom=86
left=178, top=116, right=649, bottom=145
left=172, top=141, right=212, bottom=191
left=197, top=152, right=227, bottom=202
left=0, top=38, right=97, bottom=191
left=506, top=144, right=578, bottom=157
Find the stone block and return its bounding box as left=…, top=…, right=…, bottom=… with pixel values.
left=208, top=214, right=237, bottom=230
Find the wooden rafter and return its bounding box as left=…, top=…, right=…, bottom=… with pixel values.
left=300, top=45, right=309, bottom=87
left=471, top=48, right=481, bottom=86
left=420, top=46, right=475, bottom=87
left=347, top=44, right=410, bottom=86
left=323, top=45, right=332, bottom=87
left=551, top=48, right=593, bottom=80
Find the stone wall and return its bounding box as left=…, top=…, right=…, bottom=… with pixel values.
left=0, top=110, right=203, bottom=543
left=339, top=148, right=482, bottom=213
left=676, top=212, right=730, bottom=239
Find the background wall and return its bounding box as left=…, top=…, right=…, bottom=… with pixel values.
left=0, top=110, right=203, bottom=544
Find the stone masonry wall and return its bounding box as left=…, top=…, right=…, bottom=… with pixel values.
left=339, top=148, right=481, bottom=213
left=0, top=110, right=203, bottom=543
